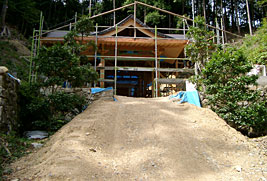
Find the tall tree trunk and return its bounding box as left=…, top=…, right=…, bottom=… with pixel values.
left=231, top=0, right=235, bottom=30
left=234, top=0, right=240, bottom=34
left=221, top=0, right=227, bottom=43
left=0, top=0, right=10, bottom=37
left=0, top=0, right=7, bottom=27
left=212, top=0, right=216, bottom=26
left=203, top=0, right=206, bottom=24
left=246, top=0, right=253, bottom=35
left=89, top=0, right=92, bottom=16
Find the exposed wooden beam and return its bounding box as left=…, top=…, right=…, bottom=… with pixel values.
left=97, top=66, right=194, bottom=73
left=157, top=78, right=186, bottom=84
left=90, top=3, right=135, bottom=20
left=98, top=79, right=115, bottom=82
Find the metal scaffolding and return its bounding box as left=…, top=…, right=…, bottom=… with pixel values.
left=33, top=1, right=243, bottom=97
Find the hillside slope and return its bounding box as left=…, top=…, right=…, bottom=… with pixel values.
left=0, top=39, right=30, bottom=80
left=9, top=96, right=266, bottom=181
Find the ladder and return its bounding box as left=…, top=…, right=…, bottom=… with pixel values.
left=29, top=12, right=44, bottom=83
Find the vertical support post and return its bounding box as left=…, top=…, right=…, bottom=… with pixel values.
left=35, top=12, right=44, bottom=82
left=74, top=12, right=77, bottom=30
left=113, top=0, right=116, bottom=26
left=192, top=0, right=195, bottom=27
left=94, top=23, right=98, bottom=87
left=100, top=59, right=105, bottom=88
left=175, top=59, right=179, bottom=77
left=183, top=19, right=186, bottom=39
left=152, top=71, right=155, bottom=97
left=216, top=18, right=220, bottom=44
left=114, top=25, right=118, bottom=95
left=221, top=18, right=225, bottom=45
left=154, top=25, right=158, bottom=98
left=37, top=11, right=43, bottom=56
left=134, top=2, right=137, bottom=38
left=29, top=29, right=35, bottom=83
left=69, top=23, right=72, bottom=31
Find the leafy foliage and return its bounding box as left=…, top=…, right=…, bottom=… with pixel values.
left=185, top=16, right=215, bottom=74
left=201, top=48, right=267, bottom=136
left=145, top=11, right=165, bottom=26
left=0, top=132, right=32, bottom=178
left=76, top=15, right=94, bottom=39
left=241, top=18, right=267, bottom=65
left=19, top=17, right=98, bottom=133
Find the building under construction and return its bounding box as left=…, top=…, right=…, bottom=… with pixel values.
left=35, top=1, right=241, bottom=97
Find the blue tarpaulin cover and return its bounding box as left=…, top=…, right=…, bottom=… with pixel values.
left=169, top=91, right=201, bottom=107
left=91, top=87, right=113, bottom=94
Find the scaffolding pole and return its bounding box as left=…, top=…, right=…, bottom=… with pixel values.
left=221, top=18, right=225, bottom=45
left=155, top=25, right=158, bottom=98
left=114, top=25, right=118, bottom=95
left=86, top=55, right=190, bottom=61
left=94, top=23, right=98, bottom=87
left=134, top=2, right=137, bottom=38
left=29, top=29, right=35, bottom=82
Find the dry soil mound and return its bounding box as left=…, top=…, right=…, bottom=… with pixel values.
left=10, top=96, right=266, bottom=181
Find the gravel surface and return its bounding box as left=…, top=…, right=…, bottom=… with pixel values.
left=9, top=96, right=267, bottom=181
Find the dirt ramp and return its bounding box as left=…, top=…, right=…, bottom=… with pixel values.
left=10, top=96, right=266, bottom=180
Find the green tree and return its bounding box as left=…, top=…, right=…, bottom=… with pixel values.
left=201, top=47, right=267, bottom=136
left=241, top=18, right=267, bottom=65
left=185, top=16, right=215, bottom=75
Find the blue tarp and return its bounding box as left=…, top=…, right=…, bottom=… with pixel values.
left=91, top=87, right=113, bottom=94
left=7, top=73, right=21, bottom=84
left=170, top=91, right=201, bottom=107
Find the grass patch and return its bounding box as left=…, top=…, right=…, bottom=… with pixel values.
left=0, top=132, right=33, bottom=179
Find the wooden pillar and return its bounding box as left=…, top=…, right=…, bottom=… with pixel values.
left=100, top=58, right=105, bottom=88
left=157, top=60, right=160, bottom=97
left=152, top=71, right=155, bottom=98
left=175, top=59, right=179, bottom=77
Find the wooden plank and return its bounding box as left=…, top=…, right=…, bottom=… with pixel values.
left=90, top=3, right=135, bottom=20
left=98, top=79, right=114, bottom=82
left=98, top=66, right=194, bottom=73
left=157, top=78, right=186, bottom=84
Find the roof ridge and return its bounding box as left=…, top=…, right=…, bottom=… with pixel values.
left=92, top=14, right=172, bottom=38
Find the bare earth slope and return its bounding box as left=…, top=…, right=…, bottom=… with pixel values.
left=10, top=96, right=266, bottom=180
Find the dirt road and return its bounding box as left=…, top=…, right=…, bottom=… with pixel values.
left=10, top=96, right=266, bottom=180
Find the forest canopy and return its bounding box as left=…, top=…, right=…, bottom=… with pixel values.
left=0, top=0, right=266, bottom=37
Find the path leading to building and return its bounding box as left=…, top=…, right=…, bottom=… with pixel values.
left=11, top=96, right=266, bottom=180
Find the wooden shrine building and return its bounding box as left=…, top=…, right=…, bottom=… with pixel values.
left=41, top=14, right=194, bottom=97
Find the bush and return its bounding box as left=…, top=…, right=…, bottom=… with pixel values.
left=201, top=48, right=267, bottom=136
left=0, top=132, right=32, bottom=178
left=18, top=82, right=87, bottom=132
left=241, top=18, right=267, bottom=65
left=18, top=82, right=50, bottom=133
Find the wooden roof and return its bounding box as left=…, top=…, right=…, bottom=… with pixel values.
left=41, top=15, right=189, bottom=63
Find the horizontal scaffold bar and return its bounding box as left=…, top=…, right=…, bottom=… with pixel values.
left=98, top=79, right=115, bottom=82
left=157, top=78, right=186, bottom=84
left=97, top=66, right=194, bottom=73
left=40, top=34, right=188, bottom=41
left=87, top=55, right=190, bottom=61
left=39, top=26, right=189, bottom=32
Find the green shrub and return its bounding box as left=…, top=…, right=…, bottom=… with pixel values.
left=18, top=82, right=50, bottom=133
left=0, top=132, right=32, bottom=178
left=241, top=18, right=267, bottom=65
left=19, top=82, right=87, bottom=132
left=201, top=48, right=267, bottom=136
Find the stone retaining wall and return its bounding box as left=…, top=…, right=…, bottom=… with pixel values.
left=0, top=66, right=19, bottom=133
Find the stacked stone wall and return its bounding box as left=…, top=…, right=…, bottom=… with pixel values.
left=0, top=66, right=19, bottom=132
